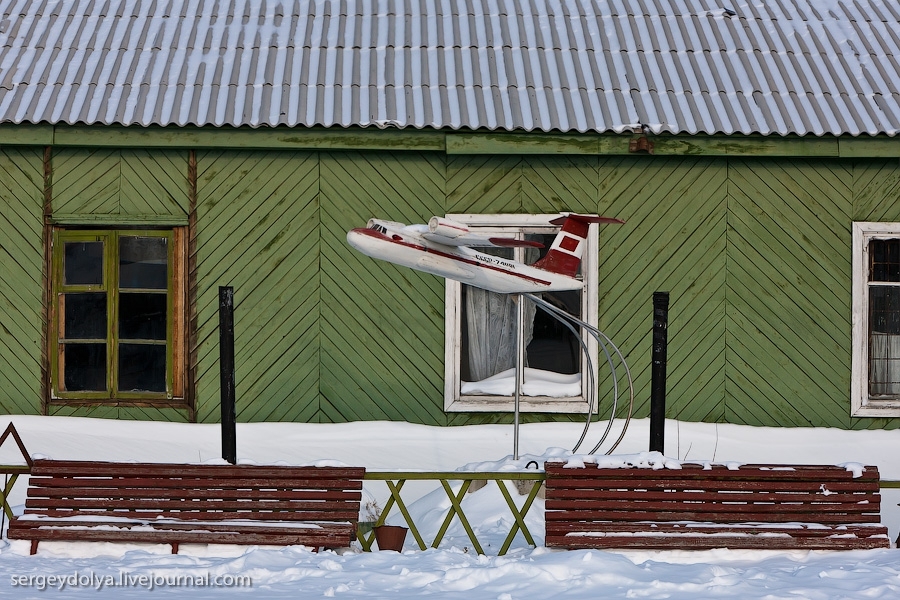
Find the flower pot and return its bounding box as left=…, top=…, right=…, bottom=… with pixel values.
left=374, top=525, right=408, bottom=552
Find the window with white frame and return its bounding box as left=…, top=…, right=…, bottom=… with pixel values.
left=444, top=214, right=599, bottom=412
left=851, top=222, right=900, bottom=416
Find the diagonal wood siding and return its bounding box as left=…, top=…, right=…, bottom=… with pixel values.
left=0, top=148, right=44, bottom=414
left=0, top=144, right=897, bottom=432
left=194, top=150, right=321, bottom=423
left=726, top=160, right=852, bottom=427
left=52, top=149, right=188, bottom=219
left=319, top=152, right=445, bottom=423
left=598, top=156, right=727, bottom=424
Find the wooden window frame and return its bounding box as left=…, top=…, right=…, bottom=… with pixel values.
left=851, top=222, right=900, bottom=417
left=49, top=227, right=187, bottom=407
left=443, top=214, right=599, bottom=413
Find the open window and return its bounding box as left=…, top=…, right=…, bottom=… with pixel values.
left=50, top=228, right=187, bottom=405
left=851, top=222, right=900, bottom=416
left=444, top=214, right=599, bottom=412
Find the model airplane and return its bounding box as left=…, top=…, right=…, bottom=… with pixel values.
left=346, top=213, right=623, bottom=294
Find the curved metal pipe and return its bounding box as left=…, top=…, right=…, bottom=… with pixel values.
left=524, top=293, right=634, bottom=455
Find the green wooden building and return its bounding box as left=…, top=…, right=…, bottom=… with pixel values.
left=0, top=1, right=898, bottom=430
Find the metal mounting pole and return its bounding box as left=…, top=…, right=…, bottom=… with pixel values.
left=219, top=286, right=237, bottom=465
left=650, top=291, right=669, bottom=454
left=514, top=294, right=525, bottom=460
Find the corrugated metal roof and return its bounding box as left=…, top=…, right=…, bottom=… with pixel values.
left=0, top=0, right=897, bottom=136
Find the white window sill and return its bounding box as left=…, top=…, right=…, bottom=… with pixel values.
left=445, top=396, right=595, bottom=413
left=852, top=402, right=900, bottom=418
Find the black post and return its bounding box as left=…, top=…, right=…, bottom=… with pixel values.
left=219, top=286, right=236, bottom=464
left=650, top=292, right=669, bottom=453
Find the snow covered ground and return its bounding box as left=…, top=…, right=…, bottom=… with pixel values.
left=1, top=414, right=899, bottom=599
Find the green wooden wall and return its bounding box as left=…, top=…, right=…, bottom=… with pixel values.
left=0, top=148, right=44, bottom=414
left=52, top=149, right=189, bottom=222
left=46, top=149, right=190, bottom=421
left=1, top=144, right=899, bottom=430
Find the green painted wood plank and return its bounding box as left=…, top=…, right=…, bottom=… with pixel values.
left=838, top=138, right=900, bottom=158
left=853, top=161, right=900, bottom=221
left=654, top=135, right=841, bottom=157
left=0, top=123, right=54, bottom=144
left=231, top=280, right=319, bottom=387
left=599, top=160, right=724, bottom=343
left=0, top=147, right=44, bottom=416
left=48, top=405, right=121, bottom=419
left=120, top=149, right=189, bottom=216
left=0, top=241, right=42, bottom=301
left=53, top=125, right=447, bottom=151
left=747, top=159, right=851, bottom=260
left=727, top=167, right=850, bottom=325
left=446, top=133, right=602, bottom=155
left=52, top=149, right=122, bottom=214
left=193, top=150, right=322, bottom=423
left=49, top=214, right=189, bottom=225
left=728, top=258, right=850, bottom=412
left=725, top=275, right=848, bottom=428
left=522, top=155, right=598, bottom=214
left=446, top=155, right=524, bottom=214
left=116, top=407, right=191, bottom=422
left=195, top=155, right=317, bottom=291
left=727, top=185, right=849, bottom=364
left=319, top=320, right=443, bottom=424
left=320, top=270, right=443, bottom=399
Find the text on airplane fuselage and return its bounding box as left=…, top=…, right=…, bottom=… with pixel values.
left=474, top=253, right=516, bottom=270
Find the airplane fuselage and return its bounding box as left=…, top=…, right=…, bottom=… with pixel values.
left=347, top=226, right=584, bottom=294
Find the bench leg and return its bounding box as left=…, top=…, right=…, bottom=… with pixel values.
left=171, top=543, right=179, bottom=554
left=29, top=540, right=38, bottom=555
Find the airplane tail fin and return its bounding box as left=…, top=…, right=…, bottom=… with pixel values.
left=532, top=214, right=624, bottom=278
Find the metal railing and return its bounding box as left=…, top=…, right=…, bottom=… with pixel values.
left=358, top=471, right=545, bottom=556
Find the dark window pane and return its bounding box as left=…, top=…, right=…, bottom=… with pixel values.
left=62, top=343, right=106, bottom=391
left=63, top=293, right=107, bottom=339
left=870, top=286, right=900, bottom=335
left=119, top=293, right=167, bottom=340
left=118, top=344, right=166, bottom=392
left=120, top=237, right=168, bottom=289
left=871, top=239, right=900, bottom=282
left=528, top=290, right=582, bottom=375
left=64, top=241, right=103, bottom=285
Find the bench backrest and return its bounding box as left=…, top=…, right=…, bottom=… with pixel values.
left=544, top=462, right=883, bottom=524
left=24, top=459, right=365, bottom=522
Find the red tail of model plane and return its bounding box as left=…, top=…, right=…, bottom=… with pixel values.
left=532, top=214, right=624, bottom=278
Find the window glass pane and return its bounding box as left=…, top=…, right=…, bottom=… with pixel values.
left=528, top=290, right=582, bottom=375
left=869, top=286, right=900, bottom=397
left=870, top=239, right=900, bottom=282
left=118, top=344, right=166, bottom=392
left=62, top=344, right=106, bottom=391
left=460, top=232, right=583, bottom=394
left=62, top=293, right=107, bottom=339
left=120, top=236, right=168, bottom=289
left=64, top=241, right=103, bottom=285
left=119, top=293, right=167, bottom=340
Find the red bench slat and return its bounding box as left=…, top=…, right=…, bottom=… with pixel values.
left=543, top=462, right=890, bottom=551
left=8, top=460, right=366, bottom=554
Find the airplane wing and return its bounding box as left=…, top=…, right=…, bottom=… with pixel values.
left=422, top=232, right=544, bottom=248
left=423, top=217, right=544, bottom=248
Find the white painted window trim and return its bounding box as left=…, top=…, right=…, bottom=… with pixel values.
left=443, top=214, right=599, bottom=413
left=851, top=222, right=900, bottom=417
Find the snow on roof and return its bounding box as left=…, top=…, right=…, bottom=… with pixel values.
left=0, top=0, right=898, bottom=136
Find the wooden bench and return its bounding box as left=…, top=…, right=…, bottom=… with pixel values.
left=8, top=459, right=365, bottom=554
left=544, top=462, right=891, bottom=550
